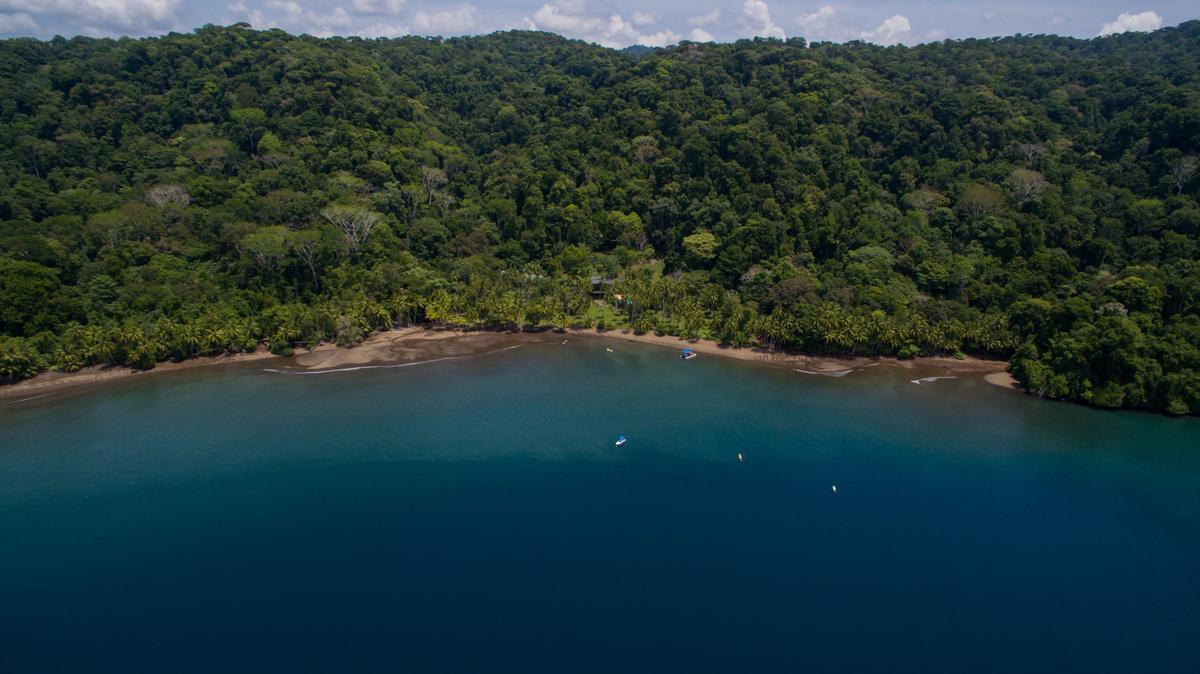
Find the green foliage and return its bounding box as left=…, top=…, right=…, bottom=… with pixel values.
left=0, top=258, right=61, bottom=334
left=1, top=24, right=1199, bottom=413
left=0, top=336, right=40, bottom=381
left=682, top=230, right=719, bottom=267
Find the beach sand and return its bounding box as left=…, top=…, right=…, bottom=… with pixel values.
left=572, top=328, right=1010, bottom=377
left=984, top=371, right=1019, bottom=389
left=285, top=328, right=559, bottom=371
left=0, top=328, right=561, bottom=400
left=1, top=325, right=1014, bottom=400
left=0, top=349, right=279, bottom=400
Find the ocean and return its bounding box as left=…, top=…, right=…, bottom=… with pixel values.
left=1, top=338, right=1197, bottom=672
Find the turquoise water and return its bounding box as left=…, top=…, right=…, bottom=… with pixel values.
left=1, top=339, right=1197, bottom=672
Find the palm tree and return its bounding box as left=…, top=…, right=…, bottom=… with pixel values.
left=178, top=322, right=202, bottom=358
left=82, top=326, right=115, bottom=365
left=130, top=342, right=159, bottom=370
left=202, top=324, right=227, bottom=355
left=50, top=347, right=83, bottom=372
left=0, top=339, right=40, bottom=380
left=391, top=294, right=419, bottom=326
left=63, top=322, right=87, bottom=348
left=117, top=323, right=145, bottom=365
left=353, top=300, right=390, bottom=332
left=423, top=291, right=453, bottom=325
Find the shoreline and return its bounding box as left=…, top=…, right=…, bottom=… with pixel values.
left=574, top=328, right=1010, bottom=375
left=0, top=349, right=280, bottom=401
left=0, top=327, right=560, bottom=401
left=0, top=325, right=1016, bottom=401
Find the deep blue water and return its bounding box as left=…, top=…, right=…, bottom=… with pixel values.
left=1, top=339, right=1198, bottom=673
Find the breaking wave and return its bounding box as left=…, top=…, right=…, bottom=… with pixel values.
left=261, top=343, right=526, bottom=376
left=794, top=368, right=855, bottom=378
left=910, top=376, right=958, bottom=385
left=263, top=356, right=461, bottom=375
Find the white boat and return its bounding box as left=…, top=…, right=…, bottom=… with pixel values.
left=615, top=435, right=627, bottom=446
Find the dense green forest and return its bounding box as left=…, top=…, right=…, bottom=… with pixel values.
left=1, top=23, right=1199, bottom=413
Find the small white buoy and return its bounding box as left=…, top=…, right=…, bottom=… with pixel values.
left=606, top=347, right=613, bottom=352
left=832, top=484, right=837, bottom=493
left=737, top=452, right=743, bottom=462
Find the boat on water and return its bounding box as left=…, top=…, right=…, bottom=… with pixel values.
left=615, top=435, right=627, bottom=446
left=681, top=348, right=697, bottom=360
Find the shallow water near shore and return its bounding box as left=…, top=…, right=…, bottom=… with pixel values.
left=1, top=339, right=1198, bottom=672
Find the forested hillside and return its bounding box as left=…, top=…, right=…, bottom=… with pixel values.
left=2, top=23, right=1199, bottom=413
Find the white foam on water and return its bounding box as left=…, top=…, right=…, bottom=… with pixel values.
left=261, top=343, right=526, bottom=376
left=910, top=376, right=958, bottom=385
left=263, top=355, right=461, bottom=375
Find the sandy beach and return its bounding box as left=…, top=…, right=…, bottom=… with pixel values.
left=0, top=328, right=563, bottom=401
left=0, top=349, right=280, bottom=401
left=572, top=328, right=1012, bottom=377
left=285, top=327, right=558, bottom=371
left=1, top=325, right=1017, bottom=400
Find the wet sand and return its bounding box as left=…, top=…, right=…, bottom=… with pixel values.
left=572, top=328, right=1010, bottom=378
left=984, top=371, right=1020, bottom=389
left=281, top=328, right=561, bottom=372
left=0, top=328, right=562, bottom=400
left=1, top=326, right=1015, bottom=400
left=0, top=349, right=279, bottom=400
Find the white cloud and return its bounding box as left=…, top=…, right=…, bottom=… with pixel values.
left=795, top=4, right=835, bottom=40
left=1097, top=10, right=1162, bottom=36
left=0, top=11, right=37, bottom=33
left=925, top=28, right=946, bottom=41
left=260, top=0, right=353, bottom=36
left=606, top=13, right=637, bottom=41
left=689, top=27, right=713, bottom=42
left=0, top=0, right=180, bottom=31
left=797, top=5, right=834, bottom=29
left=411, top=5, right=478, bottom=35
left=524, top=0, right=674, bottom=47
left=226, top=0, right=263, bottom=26
left=688, top=9, right=719, bottom=26
left=740, top=0, right=783, bottom=39
left=529, top=1, right=604, bottom=36
left=860, top=14, right=911, bottom=45
left=638, top=28, right=680, bottom=46
left=630, top=10, right=655, bottom=26
left=357, top=21, right=409, bottom=37
left=351, top=0, right=405, bottom=15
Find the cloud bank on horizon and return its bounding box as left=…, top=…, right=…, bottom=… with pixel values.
left=0, top=1, right=1193, bottom=47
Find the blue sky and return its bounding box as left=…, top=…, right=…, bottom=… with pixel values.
left=0, top=1, right=1195, bottom=47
